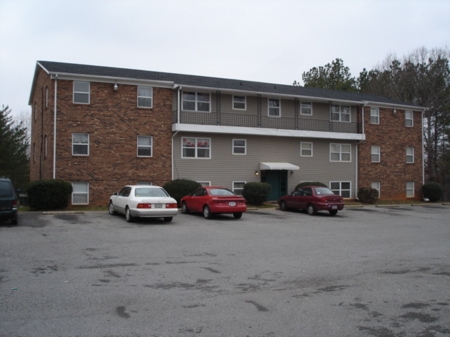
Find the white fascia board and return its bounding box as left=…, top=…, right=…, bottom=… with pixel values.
left=363, top=101, right=426, bottom=111
left=172, top=123, right=365, bottom=141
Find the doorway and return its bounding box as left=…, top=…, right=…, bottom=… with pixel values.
left=261, top=170, right=288, bottom=201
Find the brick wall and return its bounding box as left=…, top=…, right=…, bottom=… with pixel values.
left=359, top=106, right=423, bottom=200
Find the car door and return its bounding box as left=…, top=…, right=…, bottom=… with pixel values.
left=288, top=190, right=302, bottom=209
left=189, top=188, right=206, bottom=212
left=115, top=187, right=131, bottom=214
left=298, top=187, right=312, bottom=210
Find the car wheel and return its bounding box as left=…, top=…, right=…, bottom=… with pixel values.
left=329, top=210, right=338, bottom=216
left=181, top=202, right=189, bottom=214
left=163, top=217, right=173, bottom=222
left=108, top=202, right=117, bottom=215
left=280, top=200, right=288, bottom=211
left=11, top=216, right=18, bottom=225
left=125, top=207, right=134, bottom=222
left=307, top=204, right=316, bottom=215
left=203, top=205, right=213, bottom=219
left=233, top=212, right=242, bottom=219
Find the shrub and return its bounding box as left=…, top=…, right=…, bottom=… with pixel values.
left=357, top=187, right=379, bottom=204
left=242, top=182, right=271, bottom=205
left=295, top=181, right=327, bottom=190
left=422, top=182, right=443, bottom=202
left=27, top=179, right=73, bottom=211
left=163, top=179, right=201, bottom=206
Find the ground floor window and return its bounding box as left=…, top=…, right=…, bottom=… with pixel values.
left=233, top=181, right=246, bottom=195
left=330, top=181, right=351, bottom=198
left=406, top=181, right=415, bottom=197
left=198, top=181, right=211, bottom=186
left=72, top=182, right=89, bottom=205
left=371, top=181, right=381, bottom=198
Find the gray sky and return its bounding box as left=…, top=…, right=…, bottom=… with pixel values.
left=1, top=0, right=449, bottom=119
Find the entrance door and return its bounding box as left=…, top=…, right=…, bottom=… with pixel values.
left=261, top=170, right=288, bottom=201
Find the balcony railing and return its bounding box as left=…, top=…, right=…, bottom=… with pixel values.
left=173, top=110, right=360, bottom=134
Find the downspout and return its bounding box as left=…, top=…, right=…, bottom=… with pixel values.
left=421, top=109, right=425, bottom=186
left=52, top=74, right=58, bottom=179
left=171, top=85, right=182, bottom=179
left=356, top=103, right=367, bottom=200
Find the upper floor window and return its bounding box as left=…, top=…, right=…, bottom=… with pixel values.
left=182, top=137, right=211, bottom=158
left=330, top=181, right=351, bottom=198
left=72, top=182, right=89, bottom=205
left=331, top=105, right=351, bottom=122
left=137, top=86, right=153, bottom=108
left=233, top=95, right=246, bottom=110
left=330, top=143, right=351, bottom=162
left=371, top=145, right=380, bottom=162
left=406, top=181, right=415, bottom=198
left=183, top=92, right=210, bottom=112
left=268, top=98, right=281, bottom=117
left=406, top=147, right=414, bottom=163
left=137, top=136, right=153, bottom=157
left=73, top=81, right=90, bottom=104
left=370, top=107, right=379, bottom=124
left=300, top=142, right=313, bottom=157
left=300, top=102, right=312, bottom=115
left=72, top=133, right=89, bottom=156
left=232, top=139, right=247, bottom=155
left=405, top=110, right=413, bottom=127
left=233, top=181, right=246, bottom=196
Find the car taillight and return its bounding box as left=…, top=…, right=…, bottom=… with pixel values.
left=165, top=203, right=178, bottom=209
left=137, top=203, right=151, bottom=209
left=12, top=200, right=18, bottom=207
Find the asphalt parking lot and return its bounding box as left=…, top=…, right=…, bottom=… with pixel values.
left=1, top=205, right=449, bottom=337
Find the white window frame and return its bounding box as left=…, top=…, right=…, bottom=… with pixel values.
left=406, top=181, right=415, bottom=198
left=405, top=110, right=413, bottom=127
left=300, top=102, right=312, bottom=116
left=370, top=107, right=379, bottom=124
left=137, top=86, right=153, bottom=108
left=331, top=105, right=351, bottom=122
left=137, top=136, right=153, bottom=157
left=198, top=181, right=211, bottom=187
left=371, top=181, right=381, bottom=198
left=233, top=95, right=247, bottom=110
left=330, top=181, right=351, bottom=198
left=300, top=142, right=313, bottom=157
left=73, top=81, right=90, bottom=104
left=72, top=133, right=89, bottom=156
left=371, top=145, right=380, bottom=163
left=72, top=182, right=89, bottom=205
left=182, top=137, right=211, bottom=159
left=232, top=139, right=247, bottom=155
left=182, top=91, right=211, bottom=112
left=268, top=98, right=281, bottom=117
left=233, top=181, right=246, bottom=196
left=330, top=143, right=351, bottom=162
left=406, top=147, right=414, bottom=163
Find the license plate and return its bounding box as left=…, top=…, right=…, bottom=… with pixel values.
left=229, top=202, right=236, bottom=207
left=332, top=205, right=337, bottom=209
left=154, top=203, right=163, bottom=208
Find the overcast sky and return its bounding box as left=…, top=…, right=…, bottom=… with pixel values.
left=1, top=0, right=449, bottom=119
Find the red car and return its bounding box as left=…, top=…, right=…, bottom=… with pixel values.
left=278, top=186, right=344, bottom=216
left=181, top=186, right=247, bottom=219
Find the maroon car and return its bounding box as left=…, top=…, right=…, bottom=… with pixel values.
left=181, top=186, right=247, bottom=219
left=278, top=186, right=344, bottom=215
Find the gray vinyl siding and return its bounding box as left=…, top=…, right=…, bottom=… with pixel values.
left=173, top=133, right=357, bottom=196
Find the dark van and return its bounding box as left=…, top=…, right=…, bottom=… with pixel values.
left=0, top=178, right=19, bottom=225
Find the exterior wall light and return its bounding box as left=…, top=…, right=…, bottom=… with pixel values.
left=255, top=171, right=259, bottom=176
left=114, top=83, right=118, bottom=91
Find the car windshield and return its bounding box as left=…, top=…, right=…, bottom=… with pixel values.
left=209, top=188, right=235, bottom=196
left=135, top=188, right=169, bottom=197
left=315, top=187, right=335, bottom=195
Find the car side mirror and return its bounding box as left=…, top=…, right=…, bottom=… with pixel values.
left=113, top=192, right=118, bottom=196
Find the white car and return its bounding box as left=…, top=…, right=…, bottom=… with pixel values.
left=108, top=185, right=178, bottom=222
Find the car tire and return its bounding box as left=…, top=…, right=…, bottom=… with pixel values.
left=280, top=200, right=288, bottom=211
left=181, top=202, right=189, bottom=214
left=11, top=216, right=18, bottom=225
left=163, top=217, right=173, bottom=222
left=329, top=210, right=338, bottom=215
left=203, top=205, right=213, bottom=219
left=108, top=202, right=117, bottom=215
left=125, top=207, right=134, bottom=222
left=233, top=212, right=242, bottom=219
left=307, top=204, right=316, bottom=215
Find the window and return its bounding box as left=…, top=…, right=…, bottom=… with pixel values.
left=370, top=107, right=379, bottom=124
left=72, top=133, right=89, bottom=156
left=198, top=181, right=211, bottom=187
left=406, top=147, right=414, bottom=163
left=72, top=182, right=89, bottom=205
left=330, top=181, right=351, bottom=198
left=73, top=81, right=90, bottom=104
left=232, top=139, right=247, bottom=155
left=182, top=92, right=210, bottom=112
left=331, top=105, right=351, bottom=122
left=233, top=95, right=246, bottom=110
left=268, top=98, right=281, bottom=117
left=182, top=137, right=211, bottom=158
left=406, top=181, right=415, bottom=198
left=300, top=102, right=312, bottom=115
left=137, top=86, right=152, bottom=108
left=233, top=181, right=246, bottom=195
left=137, top=136, right=152, bottom=157
left=300, top=142, right=313, bottom=157
left=371, top=145, right=380, bottom=162
left=330, top=143, right=351, bottom=162
left=405, top=110, right=413, bottom=127
left=45, top=87, right=49, bottom=108
left=371, top=182, right=381, bottom=198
